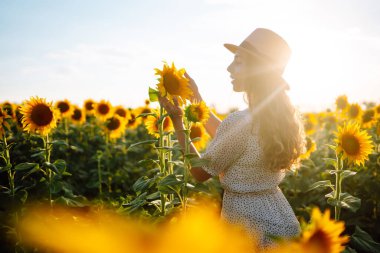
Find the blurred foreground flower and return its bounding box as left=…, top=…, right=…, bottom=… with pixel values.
left=19, top=202, right=257, bottom=253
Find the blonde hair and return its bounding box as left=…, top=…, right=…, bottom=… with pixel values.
left=244, top=73, right=306, bottom=172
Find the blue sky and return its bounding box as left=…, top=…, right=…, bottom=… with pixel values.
left=1, top=0, right=380, bottom=113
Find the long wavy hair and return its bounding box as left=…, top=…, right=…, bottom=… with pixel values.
left=244, top=62, right=306, bottom=171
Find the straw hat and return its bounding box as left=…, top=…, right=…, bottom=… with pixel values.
left=224, top=28, right=291, bottom=89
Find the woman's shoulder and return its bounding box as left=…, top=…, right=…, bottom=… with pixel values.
left=218, top=108, right=252, bottom=131
left=222, top=108, right=250, bottom=122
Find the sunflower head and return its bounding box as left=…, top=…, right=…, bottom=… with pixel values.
left=361, top=108, right=376, bottom=128
left=71, top=106, right=86, bottom=124
left=347, top=103, right=362, bottom=121
left=83, top=99, right=96, bottom=114
left=20, top=97, right=59, bottom=136
left=155, top=61, right=192, bottom=105
left=190, top=123, right=210, bottom=150
left=303, top=113, right=318, bottom=135
left=138, top=106, right=153, bottom=120
left=335, top=95, right=349, bottom=111
left=126, top=109, right=142, bottom=130
left=105, top=115, right=126, bottom=139
left=114, top=106, right=129, bottom=119
left=299, top=208, right=349, bottom=253
left=144, top=111, right=173, bottom=138
left=299, top=137, right=317, bottom=160
left=2, top=101, right=16, bottom=119
left=0, top=108, right=12, bottom=137
left=56, top=99, right=74, bottom=118
left=95, top=100, right=113, bottom=121
left=334, top=122, right=374, bottom=167
left=185, top=101, right=210, bottom=124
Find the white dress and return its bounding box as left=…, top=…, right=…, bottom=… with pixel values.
left=201, top=108, right=300, bottom=247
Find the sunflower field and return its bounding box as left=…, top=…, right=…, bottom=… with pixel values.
left=1, top=63, right=380, bottom=253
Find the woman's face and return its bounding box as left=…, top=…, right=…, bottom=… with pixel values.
left=227, top=51, right=250, bottom=92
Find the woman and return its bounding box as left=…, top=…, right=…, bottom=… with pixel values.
left=159, top=28, right=306, bottom=247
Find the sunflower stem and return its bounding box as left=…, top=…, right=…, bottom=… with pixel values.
left=334, top=154, right=343, bottom=220
left=64, top=118, right=69, bottom=144
left=182, top=119, right=192, bottom=213
left=105, top=133, right=112, bottom=194
left=45, top=134, right=53, bottom=207
left=97, top=151, right=103, bottom=198
left=158, top=106, right=167, bottom=215
left=3, top=136, right=15, bottom=200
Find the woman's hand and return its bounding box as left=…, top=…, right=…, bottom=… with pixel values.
left=158, top=96, right=183, bottom=125
left=185, top=72, right=202, bottom=102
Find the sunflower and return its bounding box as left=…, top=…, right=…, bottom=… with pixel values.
left=299, top=137, right=317, bottom=160
left=138, top=106, right=153, bottom=121
left=334, top=121, right=374, bottom=167
left=83, top=99, right=96, bottom=115
left=19, top=97, right=59, bottom=136
left=105, top=115, right=126, bottom=139
left=185, top=101, right=210, bottom=124
left=0, top=108, right=12, bottom=137
left=346, top=103, right=362, bottom=121
left=144, top=111, right=173, bottom=138
left=2, top=101, right=16, bottom=119
left=376, top=120, right=380, bottom=137
left=155, top=61, right=192, bottom=105
left=303, top=113, right=318, bottom=135
left=70, top=106, right=86, bottom=125
left=190, top=123, right=210, bottom=150
left=56, top=99, right=74, bottom=118
left=298, top=208, right=349, bottom=253
left=114, top=105, right=129, bottom=120
left=361, top=108, right=376, bottom=129
left=95, top=100, right=113, bottom=121
left=335, top=95, right=349, bottom=111
left=126, top=109, right=142, bottom=130
left=375, top=104, right=380, bottom=119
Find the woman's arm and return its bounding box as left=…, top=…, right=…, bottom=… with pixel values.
left=158, top=96, right=212, bottom=182
left=185, top=72, right=221, bottom=138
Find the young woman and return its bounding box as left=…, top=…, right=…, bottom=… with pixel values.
left=159, top=28, right=306, bottom=247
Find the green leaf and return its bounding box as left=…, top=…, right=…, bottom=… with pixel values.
left=53, top=159, right=67, bottom=173
left=158, top=174, right=183, bottom=187
left=342, top=247, right=357, bottom=253
left=14, top=163, right=38, bottom=171
left=323, top=158, right=337, bottom=168
left=132, top=176, right=155, bottom=194
left=21, top=165, right=40, bottom=180
left=350, top=226, right=380, bottom=253
left=325, top=144, right=337, bottom=151
left=340, top=170, right=357, bottom=179
left=0, top=164, right=12, bottom=172
left=307, top=180, right=334, bottom=191
left=128, top=140, right=157, bottom=150
left=51, top=140, right=68, bottom=147
left=340, top=192, right=361, bottom=212
left=189, top=157, right=211, bottom=167
left=148, top=87, right=159, bottom=102
left=31, top=150, right=45, bottom=158
left=146, top=191, right=160, bottom=200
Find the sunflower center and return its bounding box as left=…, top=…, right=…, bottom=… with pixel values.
left=31, top=104, right=54, bottom=126
left=307, top=230, right=330, bottom=252
left=190, top=126, right=202, bottom=139
left=362, top=110, right=374, bottom=123
left=115, top=108, right=126, bottom=118
left=57, top=102, right=70, bottom=113
left=342, top=134, right=360, bottom=156
left=98, top=104, right=110, bottom=115
left=336, top=99, right=348, bottom=110
left=349, top=106, right=359, bottom=118
left=85, top=101, right=94, bottom=111
left=107, top=117, right=121, bottom=130
left=163, top=73, right=180, bottom=94
left=72, top=109, right=82, bottom=121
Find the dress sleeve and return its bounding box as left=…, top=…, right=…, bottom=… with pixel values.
left=200, top=112, right=251, bottom=177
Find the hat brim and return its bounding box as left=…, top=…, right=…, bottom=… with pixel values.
left=223, top=43, right=290, bottom=90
